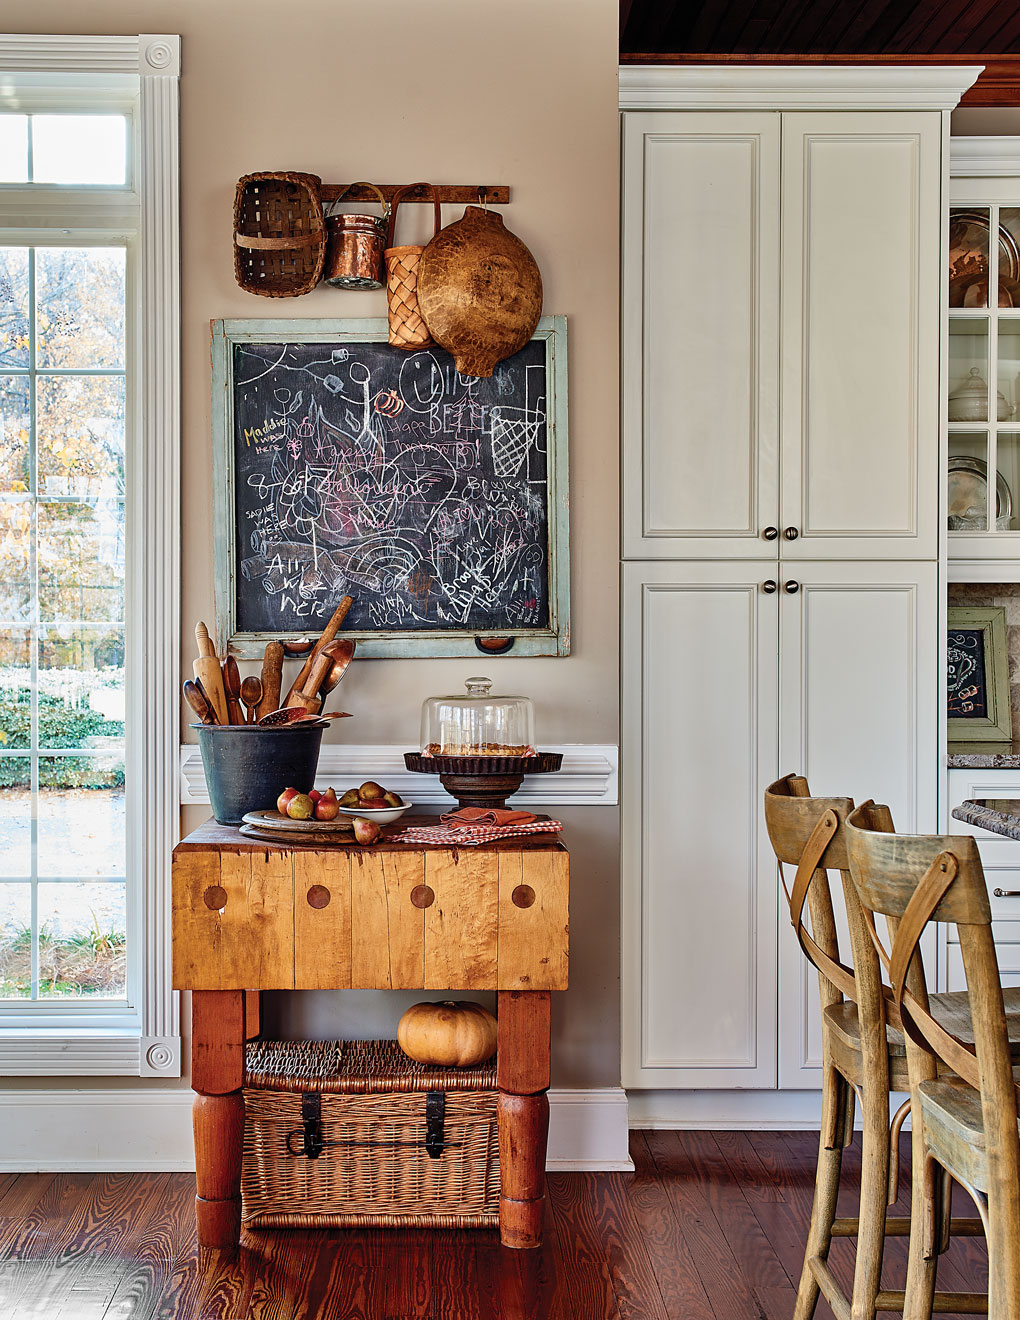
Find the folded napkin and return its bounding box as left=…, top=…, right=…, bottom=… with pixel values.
left=440, top=807, right=537, bottom=828
left=390, top=820, right=562, bottom=847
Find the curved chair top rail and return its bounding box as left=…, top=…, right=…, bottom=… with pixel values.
left=846, top=801, right=989, bottom=927
left=764, top=773, right=854, bottom=870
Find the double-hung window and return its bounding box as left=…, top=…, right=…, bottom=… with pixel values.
left=0, top=36, right=179, bottom=1076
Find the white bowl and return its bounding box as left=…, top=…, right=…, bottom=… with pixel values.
left=334, top=798, right=413, bottom=825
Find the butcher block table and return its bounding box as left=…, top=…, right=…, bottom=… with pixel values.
left=172, top=820, right=569, bottom=1250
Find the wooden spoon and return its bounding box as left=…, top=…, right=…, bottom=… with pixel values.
left=183, top=679, right=217, bottom=725
left=222, top=655, right=243, bottom=724
left=240, top=675, right=263, bottom=724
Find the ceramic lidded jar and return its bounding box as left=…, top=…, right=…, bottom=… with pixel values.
left=948, top=366, right=1016, bottom=422
left=416, top=206, right=543, bottom=378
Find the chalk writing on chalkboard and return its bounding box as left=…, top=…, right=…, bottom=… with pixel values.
left=947, top=628, right=988, bottom=718
left=212, top=318, right=569, bottom=658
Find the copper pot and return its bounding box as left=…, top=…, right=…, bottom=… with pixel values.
left=324, top=182, right=389, bottom=290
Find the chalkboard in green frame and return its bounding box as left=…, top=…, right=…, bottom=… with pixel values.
left=211, top=317, right=569, bottom=659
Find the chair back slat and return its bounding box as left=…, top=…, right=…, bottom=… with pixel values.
left=764, top=774, right=853, bottom=869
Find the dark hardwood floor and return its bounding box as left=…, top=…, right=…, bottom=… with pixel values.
left=0, top=1130, right=989, bottom=1319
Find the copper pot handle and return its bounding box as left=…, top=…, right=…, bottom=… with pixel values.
left=327, top=181, right=389, bottom=219
left=385, top=183, right=442, bottom=248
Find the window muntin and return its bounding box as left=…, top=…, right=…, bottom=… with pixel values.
left=0, top=243, right=127, bottom=1003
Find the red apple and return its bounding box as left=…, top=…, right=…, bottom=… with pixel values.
left=315, top=787, right=340, bottom=821
left=352, top=816, right=382, bottom=845
left=277, top=787, right=299, bottom=815
left=286, top=793, right=314, bottom=820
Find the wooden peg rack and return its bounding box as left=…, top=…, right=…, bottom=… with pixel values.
left=320, top=183, right=510, bottom=204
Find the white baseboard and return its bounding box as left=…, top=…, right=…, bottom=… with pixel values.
left=180, top=743, right=618, bottom=808
left=626, top=1088, right=911, bottom=1130
left=0, top=1085, right=632, bottom=1173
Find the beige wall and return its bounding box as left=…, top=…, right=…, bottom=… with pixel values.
left=3, top=1, right=622, bottom=1091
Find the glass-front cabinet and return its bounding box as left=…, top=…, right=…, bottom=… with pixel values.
left=948, top=153, right=1020, bottom=556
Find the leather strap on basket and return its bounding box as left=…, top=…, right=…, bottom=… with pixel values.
left=385, top=183, right=442, bottom=248
left=778, top=810, right=857, bottom=1002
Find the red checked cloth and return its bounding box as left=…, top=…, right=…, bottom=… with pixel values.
left=389, top=819, right=563, bottom=847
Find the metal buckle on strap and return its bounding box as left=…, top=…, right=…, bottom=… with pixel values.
left=425, top=1090, right=446, bottom=1160
left=286, top=1091, right=324, bottom=1159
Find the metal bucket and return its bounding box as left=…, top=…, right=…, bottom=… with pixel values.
left=324, top=182, right=389, bottom=289
left=194, top=723, right=325, bottom=825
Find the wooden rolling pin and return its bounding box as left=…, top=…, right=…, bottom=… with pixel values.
left=222, top=655, right=243, bottom=725
left=193, top=622, right=229, bottom=725
left=257, top=641, right=285, bottom=720
left=283, top=596, right=354, bottom=706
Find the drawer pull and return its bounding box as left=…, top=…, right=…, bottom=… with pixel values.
left=306, top=884, right=331, bottom=909
left=203, top=885, right=227, bottom=911
left=411, top=884, right=435, bottom=909
left=512, top=884, right=536, bottom=909
left=993, top=888, right=1020, bottom=898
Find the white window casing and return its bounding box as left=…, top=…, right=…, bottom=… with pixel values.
left=0, top=34, right=180, bottom=1076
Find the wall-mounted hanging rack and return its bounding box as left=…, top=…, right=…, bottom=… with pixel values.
left=320, top=183, right=510, bottom=204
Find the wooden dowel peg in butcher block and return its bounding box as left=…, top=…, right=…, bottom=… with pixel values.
left=193, top=622, right=229, bottom=725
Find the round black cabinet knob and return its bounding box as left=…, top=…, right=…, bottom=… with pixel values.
left=784, top=580, right=800, bottom=594
left=762, top=580, right=778, bottom=594
left=783, top=526, right=799, bottom=541
left=762, top=526, right=779, bottom=541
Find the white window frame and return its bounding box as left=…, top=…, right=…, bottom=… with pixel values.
left=0, top=34, right=180, bottom=1076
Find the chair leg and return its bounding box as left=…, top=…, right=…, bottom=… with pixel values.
left=902, top=1137, right=938, bottom=1320
left=795, top=1069, right=847, bottom=1320
left=987, top=1171, right=1020, bottom=1318
left=851, top=1084, right=891, bottom=1320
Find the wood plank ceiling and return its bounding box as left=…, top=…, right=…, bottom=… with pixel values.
left=620, top=0, right=1020, bottom=56
left=620, top=0, right=1020, bottom=103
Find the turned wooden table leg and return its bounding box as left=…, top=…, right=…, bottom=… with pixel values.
left=191, top=990, right=245, bottom=1250
left=497, top=989, right=551, bottom=1249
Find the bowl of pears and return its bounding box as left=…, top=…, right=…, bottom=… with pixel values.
left=335, top=780, right=412, bottom=825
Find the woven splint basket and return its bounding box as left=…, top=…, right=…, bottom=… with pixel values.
left=233, top=171, right=325, bottom=298
left=242, top=1039, right=500, bottom=1229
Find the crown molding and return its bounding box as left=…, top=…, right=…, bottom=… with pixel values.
left=950, top=136, right=1020, bottom=177
left=180, top=742, right=619, bottom=808
left=619, top=62, right=982, bottom=111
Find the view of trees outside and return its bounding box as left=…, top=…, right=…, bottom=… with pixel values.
left=0, top=244, right=127, bottom=999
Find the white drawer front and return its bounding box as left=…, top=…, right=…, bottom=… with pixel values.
left=946, top=938, right=1020, bottom=992
left=947, top=769, right=1020, bottom=863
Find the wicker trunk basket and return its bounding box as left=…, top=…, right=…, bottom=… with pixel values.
left=242, top=1040, right=500, bottom=1229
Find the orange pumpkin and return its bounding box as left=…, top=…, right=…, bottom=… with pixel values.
left=397, top=1000, right=497, bottom=1067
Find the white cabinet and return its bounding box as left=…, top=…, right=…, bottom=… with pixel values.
left=620, top=562, right=780, bottom=1089
left=620, top=112, right=780, bottom=561
left=618, top=69, right=971, bottom=1095
left=622, top=560, right=938, bottom=1089
left=622, top=107, right=942, bottom=563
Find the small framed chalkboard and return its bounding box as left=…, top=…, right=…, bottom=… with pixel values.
left=211, top=317, right=569, bottom=658
left=947, top=606, right=1012, bottom=743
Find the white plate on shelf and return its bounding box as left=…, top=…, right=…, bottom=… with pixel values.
left=334, top=799, right=413, bottom=825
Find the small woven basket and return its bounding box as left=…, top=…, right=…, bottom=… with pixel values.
left=234, top=171, right=325, bottom=298
left=242, top=1039, right=500, bottom=1229
left=384, top=183, right=442, bottom=348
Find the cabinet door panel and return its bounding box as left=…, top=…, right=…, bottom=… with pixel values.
left=777, top=561, right=938, bottom=1085
left=622, top=561, right=780, bottom=1088
left=622, top=112, right=780, bottom=559
left=780, top=114, right=940, bottom=559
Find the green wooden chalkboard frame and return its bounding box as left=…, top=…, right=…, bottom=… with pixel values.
left=947, top=605, right=1013, bottom=743
left=211, top=316, right=570, bottom=659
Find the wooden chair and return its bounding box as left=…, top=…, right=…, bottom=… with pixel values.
left=847, top=804, right=1020, bottom=1318
left=765, top=776, right=1019, bottom=1320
